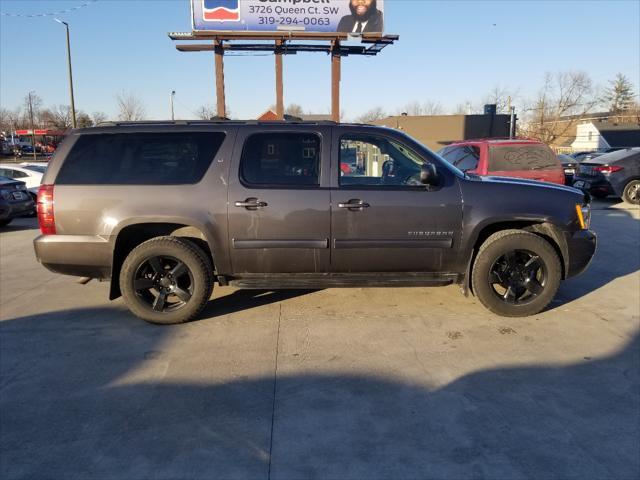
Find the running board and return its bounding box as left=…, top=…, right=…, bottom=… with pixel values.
left=229, top=273, right=459, bottom=289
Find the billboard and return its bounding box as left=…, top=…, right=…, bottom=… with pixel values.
left=191, top=0, right=385, bottom=34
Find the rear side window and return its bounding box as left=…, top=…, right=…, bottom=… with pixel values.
left=489, top=145, right=558, bottom=171
left=56, top=132, right=225, bottom=185
left=439, top=146, right=480, bottom=171
left=240, top=132, right=320, bottom=187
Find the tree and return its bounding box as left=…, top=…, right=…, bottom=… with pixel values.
left=40, top=105, right=73, bottom=129
left=519, top=71, right=599, bottom=144
left=602, top=73, right=636, bottom=114
left=397, top=100, right=443, bottom=116
left=284, top=103, right=304, bottom=117
left=482, top=85, right=518, bottom=113
left=356, top=107, right=386, bottom=123
left=116, top=91, right=146, bottom=121
left=23, top=92, right=43, bottom=127
left=91, top=111, right=108, bottom=125
left=76, top=112, right=93, bottom=128
left=0, top=107, right=20, bottom=134
left=195, top=104, right=216, bottom=120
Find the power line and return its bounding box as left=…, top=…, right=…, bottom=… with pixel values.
left=0, top=1, right=97, bottom=18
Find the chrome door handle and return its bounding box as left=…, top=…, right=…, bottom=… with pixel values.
left=338, top=200, right=370, bottom=209
left=235, top=198, right=268, bottom=209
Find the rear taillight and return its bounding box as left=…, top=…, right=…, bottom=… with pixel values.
left=593, top=165, right=623, bottom=174
left=37, top=184, right=55, bottom=235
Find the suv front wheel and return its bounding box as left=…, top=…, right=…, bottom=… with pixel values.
left=472, top=230, right=561, bottom=317
left=120, top=236, right=214, bottom=324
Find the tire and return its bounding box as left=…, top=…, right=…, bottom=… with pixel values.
left=471, top=230, right=561, bottom=317
left=0, top=218, right=11, bottom=227
left=119, top=236, right=214, bottom=325
left=622, top=179, right=640, bottom=205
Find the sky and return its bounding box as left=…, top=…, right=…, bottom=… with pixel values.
left=1, top=0, right=639, bottom=121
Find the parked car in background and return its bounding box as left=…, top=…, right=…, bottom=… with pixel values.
left=571, top=151, right=604, bottom=162
left=0, top=176, right=35, bottom=226
left=0, top=163, right=47, bottom=199
left=558, top=153, right=579, bottom=185
left=438, top=138, right=565, bottom=185
left=1, top=140, right=13, bottom=155
left=573, top=148, right=640, bottom=204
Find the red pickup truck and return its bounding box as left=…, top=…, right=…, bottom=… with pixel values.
left=438, top=138, right=565, bottom=185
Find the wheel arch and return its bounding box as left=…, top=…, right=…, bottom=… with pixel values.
left=464, top=220, right=568, bottom=296
left=109, top=222, right=215, bottom=300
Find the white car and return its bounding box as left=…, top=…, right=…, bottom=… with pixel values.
left=0, top=163, right=48, bottom=199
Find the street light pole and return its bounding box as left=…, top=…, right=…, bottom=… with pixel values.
left=54, top=19, right=77, bottom=128
left=170, top=90, right=176, bottom=120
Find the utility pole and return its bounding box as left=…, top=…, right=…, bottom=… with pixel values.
left=27, top=91, right=37, bottom=161
left=509, top=107, right=516, bottom=139
left=54, top=19, right=77, bottom=128
left=170, top=90, right=176, bottom=120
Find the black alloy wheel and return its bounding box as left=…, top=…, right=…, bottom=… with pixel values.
left=120, top=236, right=214, bottom=324
left=133, top=255, right=194, bottom=313
left=472, top=230, right=561, bottom=317
left=488, top=250, right=547, bottom=305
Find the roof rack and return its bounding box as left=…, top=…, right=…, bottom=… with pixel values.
left=95, top=119, right=341, bottom=127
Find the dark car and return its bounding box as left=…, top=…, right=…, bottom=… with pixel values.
left=438, top=139, right=565, bottom=185
left=0, top=175, right=35, bottom=226
left=558, top=153, right=579, bottom=185
left=571, top=151, right=604, bottom=162
left=573, top=148, right=640, bottom=203
left=33, top=121, right=595, bottom=324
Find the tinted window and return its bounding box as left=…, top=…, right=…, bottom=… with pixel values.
left=489, top=145, right=558, bottom=171
left=240, top=132, right=320, bottom=186
left=2, top=169, right=28, bottom=178
left=340, top=135, right=425, bottom=187
left=56, top=132, right=225, bottom=185
left=23, top=165, right=47, bottom=174
left=439, top=146, right=479, bottom=171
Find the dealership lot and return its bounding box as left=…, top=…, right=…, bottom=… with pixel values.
left=1, top=201, right=638, bottom=479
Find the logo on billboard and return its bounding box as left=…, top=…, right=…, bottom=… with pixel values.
left=202, top=0, right=240, bottom=22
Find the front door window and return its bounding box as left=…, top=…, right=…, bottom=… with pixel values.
left=340, top=135, right=425, bottom=187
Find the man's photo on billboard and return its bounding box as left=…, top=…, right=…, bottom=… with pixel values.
left=337, top=0, right=384, bottom=34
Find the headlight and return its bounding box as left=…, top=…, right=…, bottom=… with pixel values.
left=575, top=203, right=591, bottom=229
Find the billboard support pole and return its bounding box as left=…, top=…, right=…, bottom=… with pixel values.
left=275, top=40, right=284, bottom=120
left=214, top=40, right=227, bottom=119
left=331, top=40, right=341, bottom=123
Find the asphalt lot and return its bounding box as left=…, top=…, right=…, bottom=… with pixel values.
left=1, top=199, right=639, bottom=480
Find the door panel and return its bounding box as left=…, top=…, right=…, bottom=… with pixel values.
left=330, top=130, right=463, bottom=273
left=227, top=127, right=331, bottom=274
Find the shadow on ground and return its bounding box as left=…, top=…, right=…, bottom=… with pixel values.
left=1, top=307, right=638, bottom=479
left=201, top=289, right=318, bottom=319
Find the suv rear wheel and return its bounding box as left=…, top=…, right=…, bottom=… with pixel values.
left=622, top=179, right=640, bottom=205
left=120, top=236, right=214, bottom=324
left=472, top=230, right=561, bottom=317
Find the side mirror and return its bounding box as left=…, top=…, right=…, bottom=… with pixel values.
left=420, top=162, right=438, bottom=186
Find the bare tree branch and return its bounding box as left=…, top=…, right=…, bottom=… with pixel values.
left=116, top=91, right=146, bottom=121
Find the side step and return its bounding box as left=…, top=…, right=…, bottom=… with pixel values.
left=229, top=272, right=458, bottom=289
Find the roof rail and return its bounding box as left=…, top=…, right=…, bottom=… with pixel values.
left=94, top=119, right=341, bottom=127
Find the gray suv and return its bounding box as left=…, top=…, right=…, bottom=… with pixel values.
left=34, top=121, right=596, bottom=324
